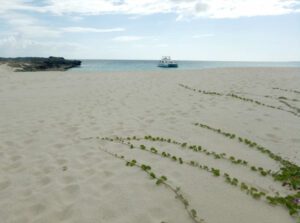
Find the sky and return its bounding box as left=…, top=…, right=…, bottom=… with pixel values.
left=0, top=0, right=300, bottom=61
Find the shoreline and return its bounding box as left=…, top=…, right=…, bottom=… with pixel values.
left=70, top=66, right=300, bottom=75
left=2, top=61, right=300, bottom=74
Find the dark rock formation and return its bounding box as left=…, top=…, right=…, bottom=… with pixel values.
left=0, top=56, right=81, bottom=71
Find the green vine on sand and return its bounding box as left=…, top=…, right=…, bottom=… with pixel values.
left=273, top=87, right=300, bottom=95
left=101, top=136, right=300, bottom=217
left=194, top=122, right=300, bottom=192
left=279, top=100, right=300, bottom=114
left=179, top=84, right=299, bottom=117
left=117, top=135, right=273, bottom=179
left=193, top=122, right=300, bottom=216
left=99, top=147, right=205, bottom=223
left=229, top=91, right=299, bottom=103
left=102, top=137, right=271, bottom=200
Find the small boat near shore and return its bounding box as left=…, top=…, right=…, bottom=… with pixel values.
left=158, top=56, right=178, bottom=68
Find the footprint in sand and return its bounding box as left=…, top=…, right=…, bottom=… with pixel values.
left=38, top=176, right=51, bottom=186
left=63, top=184, right=80, bottom=199
left=5, top=141, right=14, bottom=146
left=30, top=203, right=46, bottom=216
left=58, top=204, right=75, bottom=221
left=54, top=144, right=66, bottom=149
left=291, top=138, right=300, bottom=143
left=84, top=168, right=96, bottom=176
left=42, top=166, right=53, bottom=174
left=7, top=161, right=22, bottom=171
left=31, top=129, right=39, bottom=134
left=103, top=170, right=114, bottom=177
left=24, top=139, right=34, bottom=145
left=20, top=188, right=33, bottom=198
left=62, top=175, right=76, bottom=184
left=11, top=155, right=22, bottom=161
left=266, top=133, right=281, bottom=142
left=67, top=126, right=78, bottom=133
left=145, top=119, right=154, bottom=124
left=56, top=158, right=67, bottom=165
left=101, top=182, right=114, bottom=190
left=0, top=180, right=11, bottom=191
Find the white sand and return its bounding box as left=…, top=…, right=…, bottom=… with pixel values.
left=0, top=65, right=299, bottom=223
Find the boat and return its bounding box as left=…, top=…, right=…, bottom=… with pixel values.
left=158, top=56, right=178, bottom=68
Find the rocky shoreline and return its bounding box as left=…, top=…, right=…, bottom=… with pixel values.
left=0, top=56, right=81, bottom=71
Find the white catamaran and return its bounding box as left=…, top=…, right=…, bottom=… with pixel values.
left=158, top=56, right=178, bottom=68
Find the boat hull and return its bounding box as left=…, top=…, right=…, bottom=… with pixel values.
left=158, top=63, right=178, bottom=68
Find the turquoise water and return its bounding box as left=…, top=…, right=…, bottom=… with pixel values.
left=68, top=60, right=300, bottom=72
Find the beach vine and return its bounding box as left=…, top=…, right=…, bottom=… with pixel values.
left=193, top=122, right=300, bottom=192
left=101, top=136, right=300, bottom=218
left=99, top=147, right=205, bottom=223
left=193, top=122, right=300, bottom=216
left=178, top=84, right=299, bottom=117
left=116, top=135, right=273, bottom=178
left=99, top=135, right=300, bottom=217
left=101, top=136, right=271, bottom=200
left=273, top=87, right=300, bottom=95
left=279, top=100, right=300, bottom=114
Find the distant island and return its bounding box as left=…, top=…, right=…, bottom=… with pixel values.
left=0, top=56, right=81, bottom=72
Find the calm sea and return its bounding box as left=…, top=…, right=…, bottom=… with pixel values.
left=68, top=60, right=300, bottom=72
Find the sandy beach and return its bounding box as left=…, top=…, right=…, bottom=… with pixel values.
left=0, top=66, right=299, bottom=223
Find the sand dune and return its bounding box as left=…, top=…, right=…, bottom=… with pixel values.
left=0, top=65, right=299, bottom=223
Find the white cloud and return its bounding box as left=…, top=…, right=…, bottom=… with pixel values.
left=0, top=34, right=86, bottom=57
left=0, top=12, right=61, bottom=38
left=0, top=12, right=125, bottom=38
left=112, top=36, right=144, bottom=42
left=200, top=0, right=300, bottom=18
left=61, top=27, right=125, bottom=33
left=41, top=0, right=173, bottom=15
left=0, top=36, right=18, bottom=47
left=0, top=35, right=82, bottom=49
left=1, top=0, right=299, bottom=19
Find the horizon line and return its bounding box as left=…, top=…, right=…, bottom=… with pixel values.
left=1, top=56, right=300, bottom=63
left=72, top=58, right=300, bottom=63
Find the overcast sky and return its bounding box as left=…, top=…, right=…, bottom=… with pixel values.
left=0, top=0, right=299, bottom=61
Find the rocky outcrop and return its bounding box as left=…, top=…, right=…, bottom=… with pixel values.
left=0, top=57, right=81, bottom=71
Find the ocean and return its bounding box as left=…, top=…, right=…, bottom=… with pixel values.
left=68, top=60, right=300, bottom=72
